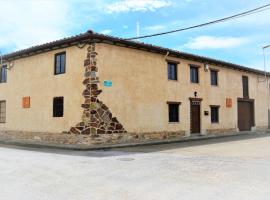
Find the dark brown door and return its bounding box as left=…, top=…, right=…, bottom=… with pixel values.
left=191, top=104, right=201, bottom=134
left=238, top=101, right=254, bottom=131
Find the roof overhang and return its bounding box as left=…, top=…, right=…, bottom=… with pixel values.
left=2, top=30, right=269, bottom=76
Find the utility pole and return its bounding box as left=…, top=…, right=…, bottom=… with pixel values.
left=263, top=45, right=270, bottom=128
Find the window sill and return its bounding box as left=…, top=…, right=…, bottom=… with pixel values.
left=168, top=79, right=178, bottom=82
left=211, top=122, right=219, bottom=124
left=54, top=73, right=66, bottom=76
left=169, top=122, right=180, bottom=124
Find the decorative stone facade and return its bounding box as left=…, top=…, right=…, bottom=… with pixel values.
left=69, top=43, right=126, bottom=136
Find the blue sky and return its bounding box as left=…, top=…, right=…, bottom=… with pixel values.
left=0, top=0, right=270, bottom=70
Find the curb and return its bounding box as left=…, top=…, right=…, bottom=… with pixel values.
left=0, top=131, right=269, bottom=151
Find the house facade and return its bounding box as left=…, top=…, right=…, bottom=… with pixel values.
left=0, top=30, right=269, bottom=144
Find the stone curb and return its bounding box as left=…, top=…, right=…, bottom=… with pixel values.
left=0, top=131, right=269, bottom=151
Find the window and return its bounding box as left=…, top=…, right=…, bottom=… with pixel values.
left=53, top=97, right=64, bottom=117
left=168, top=62, right=177, bottom=80
left=242, top=76, right=249, bottom=98
left=54, top=52, right=66, bottom=75
left=210, top=106, right=219, bottom=123
left=190, top=66, right=199, bottom=83
left=168, top=103, right=180, bottom=122
left=0, top=65, right=7, bottom=83
left=0, top=101, right=6, bottom=123
left=210, top=70, right=218, bottom=86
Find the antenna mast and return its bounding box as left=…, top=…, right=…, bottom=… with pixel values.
left=136, top=21, right=140, bottom=40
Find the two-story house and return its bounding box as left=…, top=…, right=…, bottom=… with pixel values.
left=0, top=30, right=269, bottom=144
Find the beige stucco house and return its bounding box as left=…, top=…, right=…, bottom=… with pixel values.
left=0, top=30, right=269, bottom=144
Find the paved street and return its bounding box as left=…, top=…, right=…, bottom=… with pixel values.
left=0, top=134, right=270, bottom=200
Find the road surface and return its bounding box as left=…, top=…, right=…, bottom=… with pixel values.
left=0, top=134, right=270, bottom=200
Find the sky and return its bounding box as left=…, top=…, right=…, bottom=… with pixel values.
left=0, top=0, right=270, bottom=70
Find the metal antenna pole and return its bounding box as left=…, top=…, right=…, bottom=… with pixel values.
left=136, top=21, right=140, bottom=41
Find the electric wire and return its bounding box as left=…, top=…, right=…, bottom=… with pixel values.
left=126, top=3, right=270, bottom=40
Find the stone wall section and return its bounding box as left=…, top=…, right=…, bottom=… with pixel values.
left=206, top=128, right=237, bottom=135
left=69, top=43, right=126, bottom=136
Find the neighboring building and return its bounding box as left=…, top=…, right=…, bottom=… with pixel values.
left=0, top=30, right=269, bottom=143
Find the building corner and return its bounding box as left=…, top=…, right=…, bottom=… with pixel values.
left=69, top=43, right=126, bottom=136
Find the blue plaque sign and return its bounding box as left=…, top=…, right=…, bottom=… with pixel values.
left=104, top=80, right=112, bottom=87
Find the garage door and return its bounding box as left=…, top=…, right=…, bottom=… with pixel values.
left=238, top=100, right=254, bottom=131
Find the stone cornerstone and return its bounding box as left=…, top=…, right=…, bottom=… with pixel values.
left=69, top=43, right=126, bottom=135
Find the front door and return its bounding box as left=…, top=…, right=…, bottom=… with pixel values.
left=238, top=100, right=254, bottom=131
left=191, top=102, right=201, bottom=134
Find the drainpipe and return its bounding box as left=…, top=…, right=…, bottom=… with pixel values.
left=263, top=45, right=270, bottom=128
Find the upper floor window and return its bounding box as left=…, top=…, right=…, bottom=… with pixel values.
left=168, top=62, right=177, bottom=80
left=242, top=76, right=249, bottom=98
left=190, top=66, right=199, bottom=83
left=53, top=97, right=64, bottom=117
left=210, top=70, right=218, bottom=86
left=0, top=65, right=7, bottom=83
left=210, top=105, right=219, bottom=123
left=54, top=52, right=66, bottom=75
left=0, top=101, right=6, bottom=123
left=168, top=102, right=180, bottom=122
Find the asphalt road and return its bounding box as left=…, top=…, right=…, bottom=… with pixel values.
left=0, top=134, right=270, bottom=200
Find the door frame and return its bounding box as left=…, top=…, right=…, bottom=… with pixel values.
left=237, top=98, right=255, bottom=131
left=189, top=98, right=202, bottom=134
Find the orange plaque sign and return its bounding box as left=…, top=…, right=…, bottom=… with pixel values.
left=226, top=98, right=232, bottom=108
left=22, top=97, right=30, bottom=108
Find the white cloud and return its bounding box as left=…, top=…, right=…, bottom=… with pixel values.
left=184, top=36, right=249, bottom=50
left=106, top=0, right=172, bottom=13
left=100, top=29, right=113, bottom=34
left=144, top=25, right=166, bottom=31
left=0, top=0, right=70, bottom=52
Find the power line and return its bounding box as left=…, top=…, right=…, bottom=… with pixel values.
left=126, top=3, right=270, bottom=40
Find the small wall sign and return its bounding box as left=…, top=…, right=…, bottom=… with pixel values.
left=226, top=98, right=232, bottom=108
left=104, top=80, right=112, bottom=87
left=22, top=97, right=31, bottom=108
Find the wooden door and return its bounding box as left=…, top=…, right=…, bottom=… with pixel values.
left=238, top=101, right=254, bottom=131
left=191, top=103, right=201, bottom=134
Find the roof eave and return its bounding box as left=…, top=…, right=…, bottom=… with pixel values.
left=2, top=32, right=269, bottom=76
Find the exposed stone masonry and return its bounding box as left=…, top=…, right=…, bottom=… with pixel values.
left=69, top=43, right=126, bottom=135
